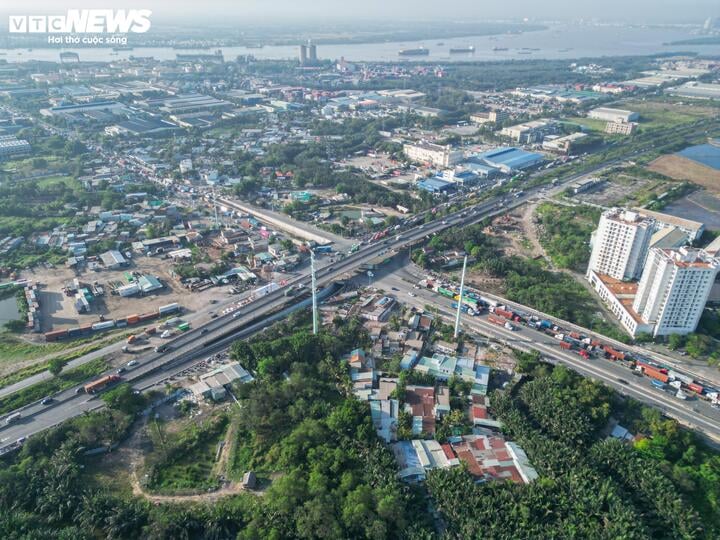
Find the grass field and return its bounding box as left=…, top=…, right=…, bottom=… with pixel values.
left=621, top=99, right=713, bottom=130
left=561, top=117, right=609, bottom=133
left=145, top=414, right=229, bottom=495
left=35, top=175, right=80, bottom=189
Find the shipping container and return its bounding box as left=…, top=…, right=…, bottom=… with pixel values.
left=644, top=367, right=669, bottom=384
left=668, top=370, right=694, bottom=386
left=138, top=311, right=158, bottom=322
left=92, top=321, right=116, bottom=331
left=126, top=314, right=140, bottom=325
left=84, top=374, right=121, bottom=394
left=559, top=341, right=572, bottom=350
left=438, top=287, right=455, bottom=298
left=494, top=308, right=514, bottom=320
left=145, top=326, right=157, bottom=335
left=651, top=379, right=666, bottom=389
left=488, top=314, right=506, bottom=326
left=687, top=383, right=704, bottom=395
left=178, top=322, right=190, bottom=331
left=604, top=347, right=625, bottom=361
left=253, top=282, right=280, bottom=297
left=44, top=329, right=68, bottom=342
left=158, top=303, right=180, bottom=315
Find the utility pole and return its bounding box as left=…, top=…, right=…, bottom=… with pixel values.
left=310, top=250, right=318, bottom=335
left=454, top=255, right=468, bottom=339
left=212, top=188, right=220, bottom=229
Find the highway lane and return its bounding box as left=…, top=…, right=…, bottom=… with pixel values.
left=374, top=271, right=720, bottom=442
left=0, top=195, right=511, bottom=449
left=2, top=117, right=714, bottom=449
left=0, top=283, right=342, bottom=451
left=398, top=259, right=720, bottom=390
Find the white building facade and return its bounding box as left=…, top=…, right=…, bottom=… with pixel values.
left=587, top=209, right=655, bottom=281
left=632, top=248, right=719, bottom=337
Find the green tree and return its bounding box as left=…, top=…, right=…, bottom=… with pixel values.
left=48, top=358, right=64, bottom=377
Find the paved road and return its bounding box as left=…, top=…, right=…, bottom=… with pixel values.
left=1, top=118, right=716, bottom=450
left=373, top=269, right=720, bottom=443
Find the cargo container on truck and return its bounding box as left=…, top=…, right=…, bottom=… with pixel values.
left=644, top=367, right=669, bottom=384
left=84, top=374, right=120, bottom=394
left=488, top=314, right=506, bottom=326
left=5, top=412, right=21, bottom=424
left=651, top=379, right=666, bottom=390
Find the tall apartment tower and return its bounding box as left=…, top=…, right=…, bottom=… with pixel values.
left=587, top=208, right=655, bottom=281
left=632, top=247, right=719, bottom=336
left=299, top=44, right=308, bottom=65
left=308, top=42, right=317, bottom=62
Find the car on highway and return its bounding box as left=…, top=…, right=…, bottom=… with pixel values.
left=441, top=220, right=448, bottom=225
left=408, top=292, right=416, bottom=297
left=127, top=360, right=139, bottom=367
left=41, top=397, right=54, bottom=405
left=616, top=378, right=629, bottom=385
left=75, top=387, right=84, bottom=394
left=116, top=367, right=126, bottom=374
left=201, top=328, right=209, bottom=334
left=391, top=287, right=399, bottom=291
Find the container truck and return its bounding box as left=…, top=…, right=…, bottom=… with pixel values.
left=158, top=303, right=180, bottom=315
left=253, top=282, right=279, bottom=297
left=5, top=412, right=21, bottom=424
left=84, top=374, right=120, bottom=394
left=687, top=383, right=704, bottom=395
left=488, top=314, right=506, bottom=326
left=644, top=367, right=669, bottom=384
left=559, top=341, right=572, bottom=350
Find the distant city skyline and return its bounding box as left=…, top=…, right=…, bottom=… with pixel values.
left=0, top=1, right=717, bottom=25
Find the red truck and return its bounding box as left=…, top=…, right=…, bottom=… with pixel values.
left=577, top=350, right=590, bottom=359
left=687, top=383, right=704, bottom=395
left=494, top=307, right=514, bottom=320
left=559, top=341, right=572, bottom=350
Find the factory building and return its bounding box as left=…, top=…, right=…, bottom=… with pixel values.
left=403, top=141, right=463, bottom=168
left=588, top=107, right=639, bottom=123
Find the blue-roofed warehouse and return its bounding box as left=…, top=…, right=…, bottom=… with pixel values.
left=473, top=147, right=544, bottom=173
left=417, top=177, right=456, bottom=194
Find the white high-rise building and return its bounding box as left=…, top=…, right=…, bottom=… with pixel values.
left=587, top=208, right=655, bottom=281
left=632, top=247, right=719, bottom=337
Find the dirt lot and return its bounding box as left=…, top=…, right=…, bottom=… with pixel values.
left=23, top=255, right=235, bottom=332
left=648, top=155, right=720, bottom=193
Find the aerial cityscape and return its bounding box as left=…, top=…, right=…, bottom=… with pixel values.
left=1, top=1, right=720, bottom=538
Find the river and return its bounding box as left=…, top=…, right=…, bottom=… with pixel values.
left=1, top=24, right=719, bottom=64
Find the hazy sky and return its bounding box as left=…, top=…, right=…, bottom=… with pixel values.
left=1, top=1, right=717, bottom=24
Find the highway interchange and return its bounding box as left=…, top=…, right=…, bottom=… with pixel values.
left=2, top=117, right=720, bottom=451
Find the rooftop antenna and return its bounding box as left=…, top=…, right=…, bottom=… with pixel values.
left=454, top=255, right=468, bottom=339
left=310, top=249, right=318, bottom=335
